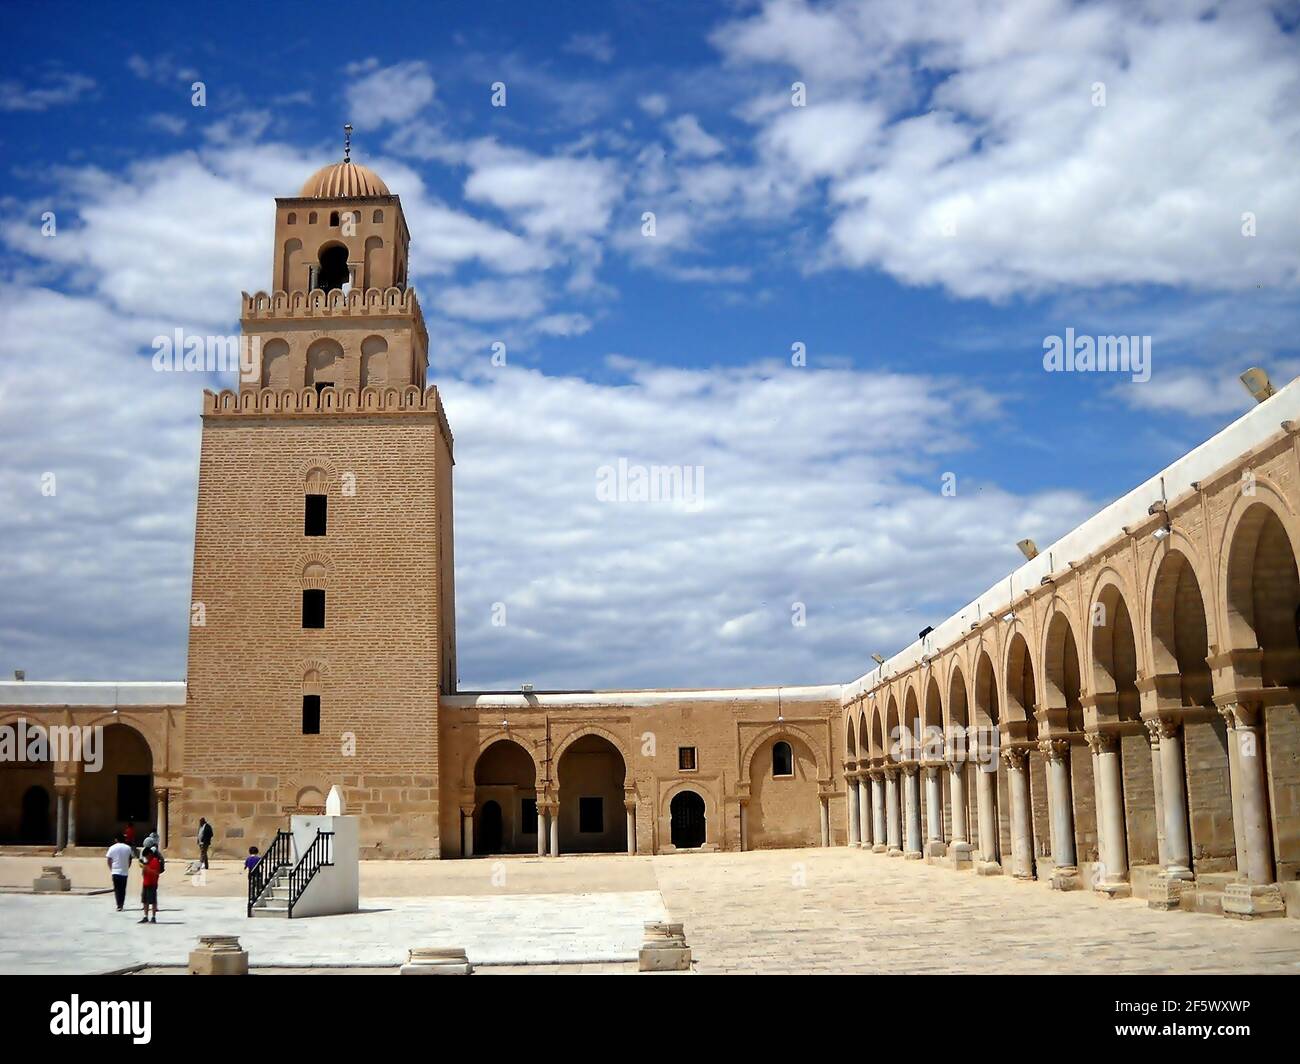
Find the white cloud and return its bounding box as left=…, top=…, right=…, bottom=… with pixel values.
left=712, top=0, right=1300, bottom=297
left=4, top=143, right=555, bottom=323
left=344, top=59, right=436, bottom=126
left=0, top=71, right=95, bottom=111
left=638, top=93, right=670, bottom=117
left=464, top=141, right=624, bottom=241
left=435, top=278, right=547, bottom=322
left=563, top=32, right=616, bottom=63
left=665, top=114, right=726, bottom=158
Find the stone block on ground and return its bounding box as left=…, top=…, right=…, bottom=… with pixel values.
left=188, top=935, right=249, bottom=975
left=400, top=946, right=473, bottom=975
left=640, top=921, right=691, bottom=972
left=1222, top=882, right=1286, bottom=921
left=32, top=866, right=70, bottom=893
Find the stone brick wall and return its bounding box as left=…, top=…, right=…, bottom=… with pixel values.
left=440, top=690, right=843, bottom=856
left=181, top=408, right=447, bottom=858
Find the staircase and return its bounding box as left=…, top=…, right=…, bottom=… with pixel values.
left=249, top=865, right=292, bottom=917
left=247, top=827, right=335, bottom=918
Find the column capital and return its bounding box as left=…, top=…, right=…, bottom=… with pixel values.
left=1038, top=738, right=1070, bottom=762
left=1085, top=730, right=1118, bottom=754
left=882, top=764, right=899, bottom=781
left=900, top=762, right=919, bottom=777
left=1000, top=747, right=1027, bottom=770
left=459, top=804, right=475, bottom=818
left=1142, top=716, right=1180, bottom=743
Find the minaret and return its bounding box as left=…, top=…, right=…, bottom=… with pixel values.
left=182, top=136, right=454, bottom=859
left=240, top=128, right=427, bottom=393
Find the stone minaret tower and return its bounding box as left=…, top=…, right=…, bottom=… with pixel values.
left=181, top=146, right=455, bottom=859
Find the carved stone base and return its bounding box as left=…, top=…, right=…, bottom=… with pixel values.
left=888, top=848, right=904, bottom=858
left=188, top=935, right=249, bottom=975
left=924, top=840, right=947, bottom=858
left=1050, top=866, right=1081, bottom=892
left=400, top=947, right=473, bottom=974
left=871, top=844, right=887, bottom=853
left=639, top=922, right=691, bottom=972
left=945, top=843, right=974, bottom=870
left=975, top=861, right=1002, bottom=876
left=33, top=866, right=70, bottom=893
left=1222, top=882, right=1286, bottom=921
left=1094, top=878, right=1133, bottom=900
left=904, top=851, right=923, bottom=860
left=1147, top=875, right=1188, bottom=911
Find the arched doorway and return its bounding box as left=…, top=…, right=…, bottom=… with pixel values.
left=474, top=739, right=536, bottom=855
left=78, top=724, right=153, bottom=846
left=557, top=734, right=627, bottom=854
left=20, top=785, right=51, bottom=844
left=670, top=791, right=706, bottom=849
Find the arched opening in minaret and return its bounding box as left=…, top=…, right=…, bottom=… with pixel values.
left=315, top=243, right=350, bottom=292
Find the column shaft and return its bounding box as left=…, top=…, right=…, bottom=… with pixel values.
left=885, top=772, right=902, bottom=853
left=870, top=775, right=886, bottom=850
left=1233, top=711, right=1275, bottom=885
left=976, top=764, right=999, bottom=863
left=819, top=797, right=831, bottom=847
left=1155, top=721, right=1192, bottom=877
left=924, top=767, right=944, bottom=843
left=903, top=768, right=922, bottom=856
left=1043, top=742, right=1076, bottom=870
left=948, top=763, right=968, bottom=843
left=847, top=777, right=861, bottom=845
left=1005, top=751, right=1034, bottom=879
left=1094, top=736, right=1129, bottom=885
left=549, top=805, right=560, bottom=857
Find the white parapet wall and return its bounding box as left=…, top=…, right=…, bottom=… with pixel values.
left=289, top=814, right=359, bottom=918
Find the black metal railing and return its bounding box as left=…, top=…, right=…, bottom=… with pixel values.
left=287, top=830, right=334, bottom=918
left=246, top=829, right=293, bottom=917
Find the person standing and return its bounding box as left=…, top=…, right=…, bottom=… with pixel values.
left=123, top=822, right=136, bottom=853
left=106, top=833, right=132, bottom=912
left=138, top=845, right=163, bottom=923
left=197, top=817, right=214, bottom=869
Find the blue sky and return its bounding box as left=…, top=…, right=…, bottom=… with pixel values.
left=2, top=0, right=1298, bottom=688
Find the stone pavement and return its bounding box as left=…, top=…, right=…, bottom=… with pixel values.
left=3, top=848, right=1299, bottom=975
left=650, top=848, right=1300, bottom=974
left=0, top=891, right=667, bottom=974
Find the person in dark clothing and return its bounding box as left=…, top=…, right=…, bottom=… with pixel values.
left=197, top=817, right=214, bottom=869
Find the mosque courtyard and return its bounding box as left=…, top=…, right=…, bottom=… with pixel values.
left=3, top=847, right=1299, bottom=976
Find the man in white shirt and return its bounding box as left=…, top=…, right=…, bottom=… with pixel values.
left=105, top=833, right=133, bottom=912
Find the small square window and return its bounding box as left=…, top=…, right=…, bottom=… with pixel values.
left=302, top=694, right=321, bottom=734
left=521, top=798, right=537, bottom=834
left=302, top=589, right=325, bottom=629
left=678, top=746, right=697, bottom=771
left=578, top=796, right=604, bottom=834
left=304, top=494, right=327, bottom=536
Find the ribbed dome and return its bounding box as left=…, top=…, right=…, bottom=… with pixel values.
left=299, top=160, right=390, bottom=198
